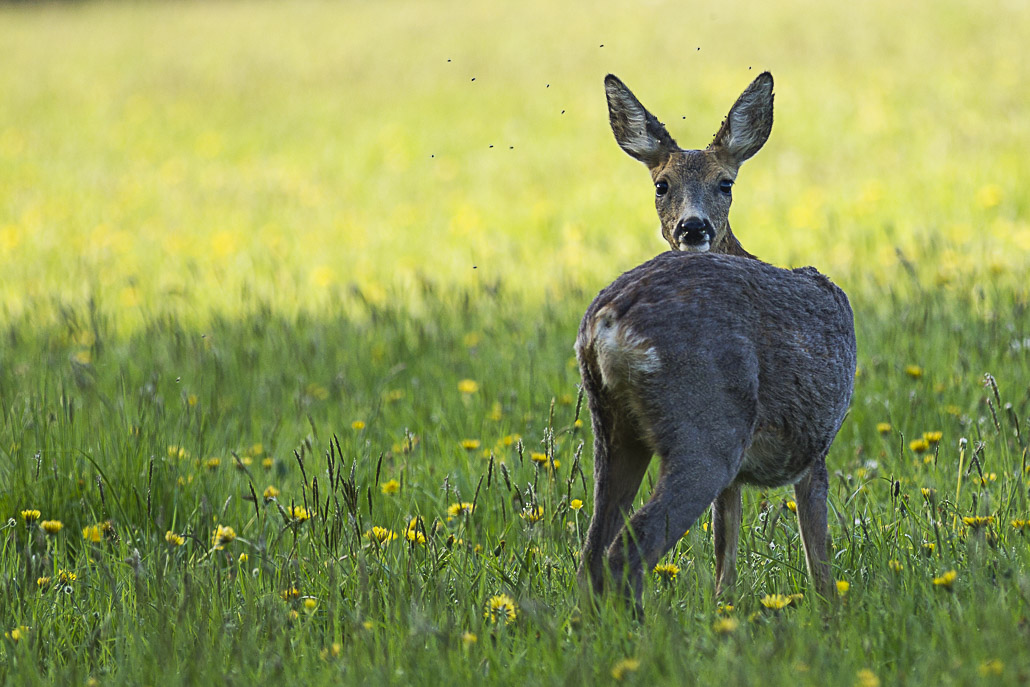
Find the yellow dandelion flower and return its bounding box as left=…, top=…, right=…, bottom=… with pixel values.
left=7, top=626, right=30, bottom=642
left=405, top=523, right=427, bottom=545
left=457, top=379, right=479, bottom=394
left=461, top=631, right=477, bottom=647
left=932, top=569, right=957, bottom=588
left=460, top=439, right=481, bottom=451
left=1011, top=519, right=1030, bottom=531
left=447, top=502, right=475, bottom=519
left=520, top=505, right=545, bottom=523
left=653, top=562, right=680, bottom=581
left=876, top=422, right=892, bottom=434
left=922, top=542, right=936, bottom=555
left=41, top=520, right=63, bottom=535
left=20, top=509, right=41, bottom=524
left=211, top=525, right=236, bottom=550
left=82, top=525, right=104, bottom=543
left=611, top=658, right=641, bottom=681
left=923, top=431, right=942, bottom=444
left=261, top=457, right=274, bottom=470
left=760, top=593, right=795, bottom=610
left=499, top=434, right=520, bottom=447
left=530, top=452, right=548, bottom=463
left=836, top=580, right=850, bottom=595
left=975, top=184, right=1003, bottom=209
left=204, top=457, right=221, bottom=470
left=574, top=418, right=584, bottom=429
left=570, top=499, right=583, bottom=511
left=239, top=553, right=248, bottom=564
left=280, top=587, right=300, bottom=601
left=384, top=389, right=405, bottom=403
left=187, top=394, right=198, bottom=407
left=289, top=506, right=311, bottom=522
left=165, top=531, right=185, bottom=546
left=888, top=559, right=903, bottom=573
left=786, top=500, right=797, bottom=513
left=381, top=479, right=400, bottom=495
left=364, top=526, right=398, bottom=544
left=304, top=598, right=318, bottom=612
left=236, top=456, right=252, bottom=469
left=167, top=445, right=188, bottom=459
left=263, top=485, right=280, bottom=500
left=961, top=515, right=993, bottom=529
left=909, top=438, right=929, bottom=454
left=351, top=420, right=365, bottom=430
left=36, top=576, right=51, bottom=588
left=57, top=569, right=76, bottom=584
left=904, top=364, right=923, bottom=379
left=921, top=488, right=936, bottom=500
left=484, top=594, right=518, bottom=625
left=712, top=617, right=739, bottom=634
left=856, top=668, right=881, bottom=687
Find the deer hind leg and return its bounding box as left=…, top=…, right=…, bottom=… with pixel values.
left=713, top=482, right=742, bottom=599
left=793, top=456, right=835, bottom=599
left=578, top=416, right=652, bottom=597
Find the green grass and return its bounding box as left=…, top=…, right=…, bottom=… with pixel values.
left=2, top=0, right=1030, bottom=685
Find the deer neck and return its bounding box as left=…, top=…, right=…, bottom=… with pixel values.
left=716, top=224, right=757, bottom=260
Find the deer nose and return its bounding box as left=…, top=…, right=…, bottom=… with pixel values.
left=674, top=217, right=714, bottom=246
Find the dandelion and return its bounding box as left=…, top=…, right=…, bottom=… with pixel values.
left=381, top=479, right=400, bottom=495
left=520, top=505, right=545, bottom=523
left=1011, top=519, right=1030, bottom=531
left=460, top=439, right=481, bottom=451
left=204, top=457, right=221, bottom=470
left=6, top=626, right=30, bottom=642
left=304, top=598, right=318, bottom=613
left=876, top=422, right=892, bottom=434
left=923, top=431, right=942, bottom=444
left=888, top=559, right=903, bottom=573
left=713, top=617, right=739, bottom=634
left=921, top=542, right=936, bottom=556
left=760, top=593, right=802, bottom=610
left=570, top=499, right=583, bottom=511
left=351, top=420, right=365, bottom=430
left=280, top=587, right=301, bottom=601
left=932, top=569, right=957, bottom=589
left=236, top=456, right=252, bottom=469
left=499, top=434, right=520, bottom=447
left=289, top=506, right=311, bottom=522
left=909, top=438, right=929, bottom=454
left=165, top=531, right=185, bottom=546
left=261, top=457, right=274, bottom=470
left=57, top=569, right=76, bottom=584
left=211, top=525, right=236, bottom=550
left=447, top=502, right=475, bottom=519
left=405, top=522, right=427, bottom=545
left=611, top=658, right=641, bottom=681
left=36, top=576, right=51, bottom=588
left=263, top=485, right=280, bottom=500
left=978, top=659, right=1004, bottom=677
left=167, top=445, right=188, bottom=459
left=786, top=500, right=797, bottom=513
left=484, top=594, right=518, bottom=625
left=653, top=563, right=680, bottom=581
left=574, top=419, right=584, bottom=429
left=20, top=509, right=41, bottom=524
left=239, top=553, right=248, bottom=564
left=187, top=394, right=198, bottom=406
left=976, top=473, right=997, bottom=485
left=457, top=379, right=479, bottom=394
left=364, top=526, right=398, bottom=544
left=836, top=580, right=850, bottom=595
left=461, top=631, right=477, bottom=647
left=920, top=487, right=936, bottom=501
left=530, top=452, right=548, bottom=464
left=962, top=515, right=993, bottom=530
left=945, top=404, right=962, bottom=416
left=82, top=524, right=104, bottom=543
left=856, top=668, right=881, bottom=687
left=904, top=364, right=923, bottom=379
left=41, top=520, right=63, bottom=535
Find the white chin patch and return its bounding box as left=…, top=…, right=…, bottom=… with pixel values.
left=678, top=240, right=710, bottom=253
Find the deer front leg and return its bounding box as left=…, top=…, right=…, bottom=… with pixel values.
left=713, top=482, right=742, bottom=599
left=794, top=457, right=835, bottom=600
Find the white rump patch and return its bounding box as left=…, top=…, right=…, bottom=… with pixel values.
left=588, top=307, right=661, bottom=390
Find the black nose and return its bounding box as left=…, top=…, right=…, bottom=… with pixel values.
left=675, top=217, right=714, bottom=245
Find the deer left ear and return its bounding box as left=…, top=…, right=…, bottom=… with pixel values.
left=605, top=74, right=681, bottom=170
left=710, top=72, right=774, bottom=168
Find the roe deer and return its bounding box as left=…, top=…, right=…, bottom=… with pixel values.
left=576, top=73, right=857, bottom=611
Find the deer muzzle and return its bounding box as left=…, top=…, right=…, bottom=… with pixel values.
left=674, top=217, right=715, bottom=252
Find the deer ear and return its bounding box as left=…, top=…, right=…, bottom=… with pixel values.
left=710, top=72, right=774, bottom=167
left=605, top=75, right=679, bottom=170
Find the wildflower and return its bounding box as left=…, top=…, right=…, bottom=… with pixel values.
left=384, top=389, right=405, bottom=403
left=82, top=524, right=104, bottom=543
left=888, top=559, right=903, bottom=573
left=1011, top=519, right=1030, bottom=531
left=574, top=419, right=584, bottom=429
left=289, top=505, right=311, bottom=522
left=520, top=505, right=545, bottom=523
left=186, top=394, right=198, bottom=406
left=920, top=488, right=936, bottom=501
left=167, top=445, right=188, bottom=459
left=457, top=379, right=479, bottom=394
left=165, top=531, right=185, bottom=546
left=978, top=659, right=1004, bottom=677
left=249, top=443, right=264, bottom=456
left=381, top=479, right=400, bottom=495
left=876, top=422, right=892, bottom=434
left=488, top=402, right=503, bottom=421
left=570, top=499, right=583, bottom=511
left=236, top=456, right=252, bottom=469
left=836, top=580, right=850, bottom=595
left=786, top=500, right=797, bottom=513
left=57, top=569, right=76, bottom=584
left=263, top=485, right=280, bottom=500
left=20, top=509, right=41, bottom=524
left=36, top=576, right=51, bottom=588
left=261, top=457, right=274, bottom=470
left=460, top=439, right=481, bottom=451
left=287, top=610, right=299, bottom=622
left=484, top=594, right=518, bottom=625
left=909, top=438, right=929, bottom=454
left=447, top=502, right=475, bottom=519
left=904, top=364, right=923, bottom=379
left=499, top=434, right=520, bottom=447
left=351, top=420, right=365, bottom=430
left=364, top=526, right=398, bottom=544
left=921, top=542, right=936, bottom=556
left=405, top=524, right=427, bottom=545
left=945, top=405, right=962, bottom=416
left=239, top=553, right=248, bottom=564
left=611, top=658, right=641, bottom=681
left=856, top=668, right=880, bottom=687
left=6, top=626, right=30, bottom=642
left=321, top=642, right=342, bottom=660
left=530, top=452, right=548, bottom=464
left=461, top=631, right=477, bottom=647
left=932, top=569, right=957, bottom=589
left=204, top=457, right=221, bottom=470
left=41, top=520, right=63, bottom=535
left=976, top=473, right=997, bottom=485
left=211, top=525, right=236, bottom=550
left=304, top=598, right=318, bottom=612
left=712, top=617, right=739, bottom=634
left=280, top=587, right=300, bottom=601
left=653, top=563, right=680, bottom=581
left=760, top=593, right=802, bottom=610
left=923, top=431, right=942, bottom=444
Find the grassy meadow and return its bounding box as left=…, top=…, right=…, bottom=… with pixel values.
left=2, top=0, right=1030, bottom=684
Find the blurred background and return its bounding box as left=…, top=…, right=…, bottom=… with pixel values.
left=1, top=0, right=1027, bottom=327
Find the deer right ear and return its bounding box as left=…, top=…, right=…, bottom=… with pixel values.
left=605, top=75, right=679, bottom=170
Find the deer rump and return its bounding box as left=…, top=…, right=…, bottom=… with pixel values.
left=577, top=251, right=856, bottom=490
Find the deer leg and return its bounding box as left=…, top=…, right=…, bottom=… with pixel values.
left=578, top=420, right=652, bottom=597
left=793, top=457, right=835, bottom=600
left=713, top=482, right=742, bottom=599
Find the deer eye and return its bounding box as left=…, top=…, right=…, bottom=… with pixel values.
left=718, top=179, right=734, bottom=194
left=655, top=180, right=669, bottom=196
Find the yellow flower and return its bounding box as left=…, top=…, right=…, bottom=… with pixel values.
left=447, top=502, right=475, bottom=519
left=856, top=668, right=881, bottom=687
left=520, top=505, right=545, bottom=523
left=82, top=524, right=104, bottom=543
left=921, top=487, right=936, bottom=500
left=364, top=526, right=398, bottom=544
left=187, top=394, right=198, bottom=406
left=712, top=617, right=739, bottom=634
left=876, top=422, right=892, bottom=434
left=304, top=598, right=318, bottom=612
left=239, top=553, right=249, bottom=564
left=460, top=439, right=481, bottom=451
left=611, top=658, right=641, bottom=681
left=922, top=542, right=936, bottom=555
left=263, top=485, right=280, bottom=500
left=499, top=434, right=520, bottom=447
left=888, top=559, right=903, bottom=573
left=384, top=389, right=405, bottom=403
left=836, top=580, right=850, bottom=595
left=211, top=525, right=236, bottom=550
left=280, top=587, right=301, bottom=601
left=307, top=383, right=329, bottom=400
left=405, top=522, right=427, bottom=545
left=57, top=569, right=76, bottom=584
left=570, top=499, right=583, bottom=511
left=381, top=479, right=400, bottom=495
left=962, top=515, right=993, bottom=529
left=41, top=520, right=63, bottom=535
left=1011, top=519, right=1030, bottom=531
left=289, top=506, right=311, bottom=522
left=488, top=402, right=503, bottom=421
left=7, top=626, right=30, bottom=642
left=484, top=594, right=517, bottom=625
left=904, top=364, right=923, bottom=379
left=922, top=431, right=943, bottom=444
left=978, top=659, right=1004, bottom=677
left=248, top=443, right=264, bottom=456
left=204, top=457, right=221, bottom=470
left=461, top=631, right=477, bottom=647
left=932, top=569, right=957, bottom=589
left=20, top=509, right=41, bottom=524
left=786, top=500, right=798, bottom=513
left=352, top=420, right=366, bottom=430
left=909, top=438, right=929, bottom=454
left=36, top=576, right=51, bottom=588
left=261, top=457, right=274, bottom=470
left=530, top=452, right=548, bottom=464
left=165, top=531, right=185, bottom=546
left=457, top=379, right=479, bottom=394
left=760, top=593, right=802, bottom=610
left=167, top=445, right=188, bottom=460
left=653, top=562, right=680, bottom=581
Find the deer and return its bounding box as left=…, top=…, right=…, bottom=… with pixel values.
left=575, top=72, right=857, bottom=613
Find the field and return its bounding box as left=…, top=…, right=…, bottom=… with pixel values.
left=2, top=0, right=1030, bottom=684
